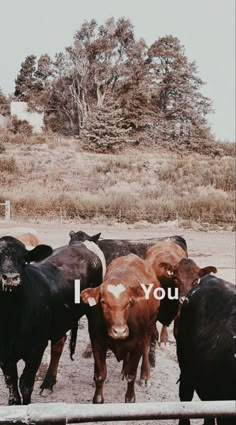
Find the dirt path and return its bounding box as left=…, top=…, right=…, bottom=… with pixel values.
left=0, top=221, right=235, bottom=424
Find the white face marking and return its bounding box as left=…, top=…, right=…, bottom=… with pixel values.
left=83, top=241, right=106, bottom=278
left=107, top=283, right=126, bottom=299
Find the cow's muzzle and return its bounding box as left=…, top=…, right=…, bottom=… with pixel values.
left=110, top=325, right=129, bottom=340
left=0, top=273, right=21, bottom=292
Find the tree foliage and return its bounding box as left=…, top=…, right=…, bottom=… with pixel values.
left=13, top=19, right=215, bottom=151
left=0, top=88, right=10, bottom=116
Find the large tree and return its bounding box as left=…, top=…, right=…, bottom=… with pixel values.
left=147, top=35, right=213, bottom=144
left=13, top=19, right=214, bottom=150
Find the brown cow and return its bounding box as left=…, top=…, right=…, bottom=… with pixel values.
left=81, top=254, right=161, bottom=403
left=0, top=228, right=42, bottom=248
left=146, top=240, right=187, bottom=291
left=145, top=240, right=187, bottom=347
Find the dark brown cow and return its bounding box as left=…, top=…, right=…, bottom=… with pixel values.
left=145, top=242, right=216, bottom=365
left=177, top=274, right=235, bottom=425
left=81, top=254, right=161, bottom=403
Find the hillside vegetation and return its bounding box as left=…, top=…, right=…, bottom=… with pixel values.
left=0, top=136, right=235, bottom=229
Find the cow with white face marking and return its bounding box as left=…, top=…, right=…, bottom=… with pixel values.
left=81, top=254, right=161, bottom=403
left=69, top=231, right=187, bottom=347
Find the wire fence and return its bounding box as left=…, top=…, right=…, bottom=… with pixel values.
left=0, top=201, right=235, bottom=227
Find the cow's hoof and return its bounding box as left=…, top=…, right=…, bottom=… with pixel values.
left=93, top=396, right=104, bottom=404
left=40, top=388, right=53, bottom=397
left=139, top=379, right=151, bottom=388
left=40, top=377, right=55, bottom=393
left=9, top=398, right=21, bottom=405
left=125, top=395, right=135, bottom=403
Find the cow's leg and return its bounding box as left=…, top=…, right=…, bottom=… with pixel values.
left=1, top=363, right=21, bottom=405
left=20, top=350, right=45, bottom=404
left=204, top=419, right=215, bottom=425
left=92, top=344, right=107, bottom=404
left=160, top=325, right=168, bottom=344
left=125, top=348, right=143, bottom=403
left=121, top=353, right=129, bottom=380
left=40, top=335, right=67, bottom=394
left=149, top=324, right=158, bottom=368
left=140, top=334, right=151, bottom=386
left=174, top=315, right=180, bottom=339
left=178, top=371, right=194, bottom=425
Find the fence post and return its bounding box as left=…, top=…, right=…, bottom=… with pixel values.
left=176, top=211, right=179, bottom=229
left=5, top=200, right=11, bottom=222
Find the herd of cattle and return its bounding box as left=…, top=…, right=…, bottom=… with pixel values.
left=0, top=228, right=235, bottom=425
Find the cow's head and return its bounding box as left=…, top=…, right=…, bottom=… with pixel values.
left=170, top=258, right=217, bottom=297
left=0, top=236, right=53, bottom=292
left=69, top=230, right=101, bottom=245
left=81, top=280, right=144, bottom=340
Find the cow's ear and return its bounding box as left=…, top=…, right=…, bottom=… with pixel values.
left=69, top=231, right=75, bottom=238
left=25, top=245, right=53, bottom=263
left=199, top=266, right=217, bottom=277
left=130, top=284, right=147, bottom=304
left=159, top=262, right=175, bottom=277
left=81, top=287, right=100, bottom=306
left=90, top=233, right=101, bottom=242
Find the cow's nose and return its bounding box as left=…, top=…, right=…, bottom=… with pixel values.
left=111, top=325, right=129, bottom=339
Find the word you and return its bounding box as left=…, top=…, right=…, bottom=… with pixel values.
left=74, top=280, right=179, bottom=304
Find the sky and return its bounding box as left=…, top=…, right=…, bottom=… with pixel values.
left=1, top=0, right=235, bottom=141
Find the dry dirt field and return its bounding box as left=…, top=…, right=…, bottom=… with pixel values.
left=0, top=221, right=235, bottom=425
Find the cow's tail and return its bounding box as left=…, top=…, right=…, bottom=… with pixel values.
left=69, top=322, right=78, bottom=360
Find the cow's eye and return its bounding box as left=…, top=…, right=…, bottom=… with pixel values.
left=101, top=299, right=106, bottom=305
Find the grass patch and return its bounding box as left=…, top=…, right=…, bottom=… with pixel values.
left=0, top=139, right=235, bottom=227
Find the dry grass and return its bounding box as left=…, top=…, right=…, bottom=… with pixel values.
left=0, top=137, right=235, bottom=228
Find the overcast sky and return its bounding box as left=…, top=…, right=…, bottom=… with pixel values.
left=1, top=0, right=235, bottom=141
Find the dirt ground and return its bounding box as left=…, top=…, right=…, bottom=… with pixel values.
left=0, top=221, right=235, bottom=424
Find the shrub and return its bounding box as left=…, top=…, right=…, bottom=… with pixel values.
left=9, top=116, right=33, bottom=136
left=0, top=157, right=18, bottom=173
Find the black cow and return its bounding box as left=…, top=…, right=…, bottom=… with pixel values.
left=176, top=275, right=236, bottom=425
left=69, top=230, right=188, bottom=264
left=0, top=236, right=103, bottom=405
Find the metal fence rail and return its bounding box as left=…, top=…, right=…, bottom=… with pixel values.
left=0, top=401, right=235, bottom=424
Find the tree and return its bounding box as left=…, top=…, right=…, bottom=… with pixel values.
left=147, top=35, right=213, bottom=145
left=81, top=94, right=132, bottom=152
left=14, top=55, right=37, bottom=100
left=13, top=19, right=215, bottom=151
left=45, top=18, right=138, bottom=135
